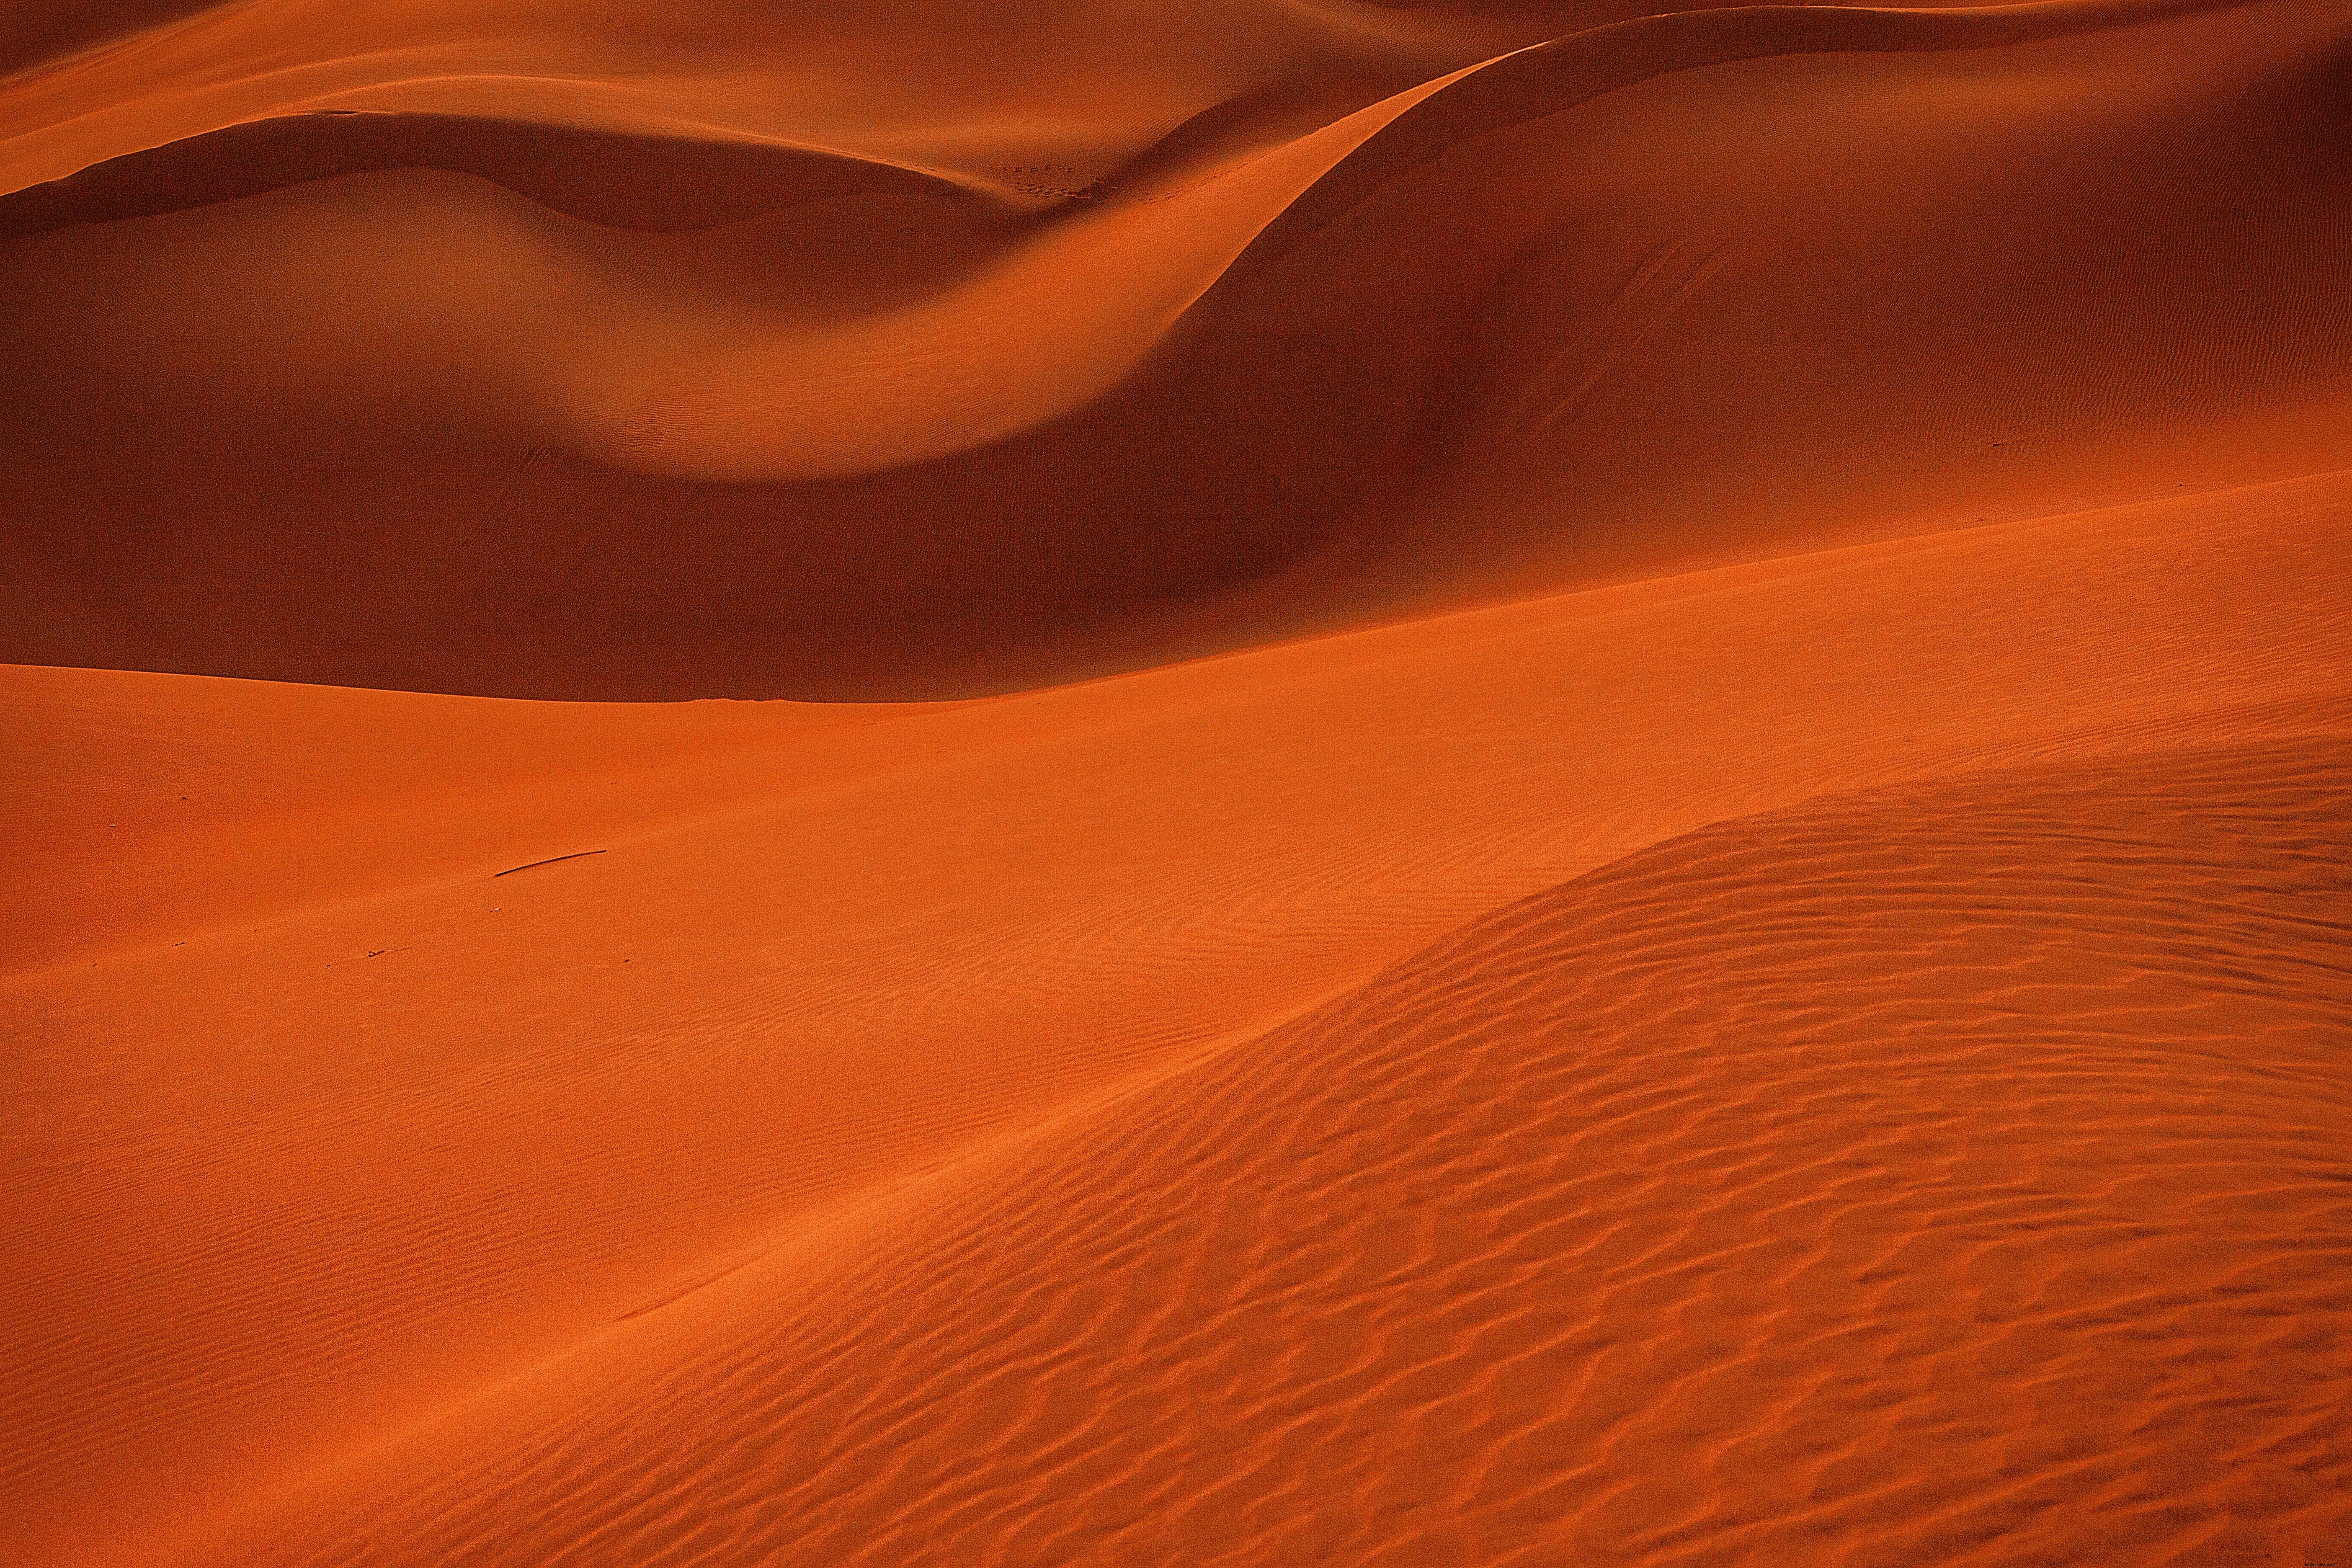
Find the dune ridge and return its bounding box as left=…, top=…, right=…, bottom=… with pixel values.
left=1216, top=0, right=2278, bottom=274
left=2, top=0, right=2255, bottom=240
left=0, top=112, right=1010, bottom=237
left=3, top=0, right=2347, bottom=696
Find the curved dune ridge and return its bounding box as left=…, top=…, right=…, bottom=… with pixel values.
left=0, top=112, right=999, bottom=237
left=5, top=0, right=2352, bottom=1565
left=3, top=0, right=2348, bottom=696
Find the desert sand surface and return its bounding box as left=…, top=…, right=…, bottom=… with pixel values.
left=4, top=0, right=2350, bottom=1564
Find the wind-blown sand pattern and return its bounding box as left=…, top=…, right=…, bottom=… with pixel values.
left=4, top=1, right=2349, bottom=1565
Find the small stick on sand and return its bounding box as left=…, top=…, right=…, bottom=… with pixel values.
left=493, top=849, right=607, bottom=878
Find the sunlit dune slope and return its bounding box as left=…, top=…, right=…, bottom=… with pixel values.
left=3, top=0, right=2347, bottom=696
left=198, top=735, right=2352, bottom=1568
left=6, top=469, right=2348, bottom=1567
left=0, top=666, right=908, bottom=969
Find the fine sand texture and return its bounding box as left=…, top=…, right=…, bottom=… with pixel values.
left=5, top=1, right=2350, bottom=1566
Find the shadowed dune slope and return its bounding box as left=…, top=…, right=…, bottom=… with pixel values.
left=2, top=0, right=2347, bottom=696
left=175, top=734, right=2352, bottom=1568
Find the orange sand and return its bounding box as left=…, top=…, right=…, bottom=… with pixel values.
left=4, top=1, right=2349, bottom=1565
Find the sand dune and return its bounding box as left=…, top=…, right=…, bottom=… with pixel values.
left=4, top=0, right=2347, bottom=695
left=4, top=0, right=2349, bottom=1564
left=185, top=733, right=2352, bottom=1568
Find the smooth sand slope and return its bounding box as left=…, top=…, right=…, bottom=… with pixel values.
left=4, top=0, right=2351, bottom=1564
